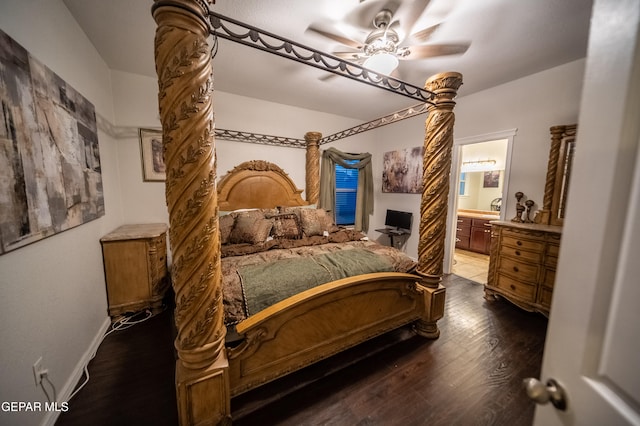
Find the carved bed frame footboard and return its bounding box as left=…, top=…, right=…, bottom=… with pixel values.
left=228, top=272, right=427, bottom=396
left=152, top=1, right=462, bottom=424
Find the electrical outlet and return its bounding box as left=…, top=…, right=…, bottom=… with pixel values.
left=32, top=357, right=45, bottom=386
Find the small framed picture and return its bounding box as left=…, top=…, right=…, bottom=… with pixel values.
left=139, top=128, right=165, bottom=181
left=483, top=170, right=501, bottom=188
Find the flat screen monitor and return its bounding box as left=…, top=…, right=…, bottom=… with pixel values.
left=385, top=209, right=412, bottom=232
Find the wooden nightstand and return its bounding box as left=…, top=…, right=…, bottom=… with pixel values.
left=100, top=223, right=170, bottom=318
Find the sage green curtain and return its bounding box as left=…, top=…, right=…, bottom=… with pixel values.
left=319, top=147, right=373, bottom=232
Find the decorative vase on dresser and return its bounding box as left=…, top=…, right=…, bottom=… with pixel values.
left=100, top=223, right=170, bottom=318
left=485, top=221, right=561, bottom=316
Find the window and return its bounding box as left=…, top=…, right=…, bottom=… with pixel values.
left=458, top=172, right=468, bottom=196
left=335, top=161, right=358, bottom=225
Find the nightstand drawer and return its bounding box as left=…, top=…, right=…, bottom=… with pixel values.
left=150, top=233, right=167, bottom=285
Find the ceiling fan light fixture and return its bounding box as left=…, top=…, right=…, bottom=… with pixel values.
left=363, top=52, right=399, bottom=75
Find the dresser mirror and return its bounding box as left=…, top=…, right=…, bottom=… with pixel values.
left=538, top=124, right=577, bottom=226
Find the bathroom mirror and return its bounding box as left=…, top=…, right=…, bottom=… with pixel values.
left=539, top=124, right=577, bottom=226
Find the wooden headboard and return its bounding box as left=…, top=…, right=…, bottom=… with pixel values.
left=217, top=160, right=308, bottom=211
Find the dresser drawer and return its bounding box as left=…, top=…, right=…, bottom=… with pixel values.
left=542, top=268, right=556, bottom=289
left=538, top=286, right=553, bottom=309
left=545, top=243, right=559, bottom=267
left=497, top=256, right=539, bottom=284
left=498, top=245, right=543, bottom=263
left=501, top=232, right=546, bottom=252
left=495, top=274, right=536, bottom=300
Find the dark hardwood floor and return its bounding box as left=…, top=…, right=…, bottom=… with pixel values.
left=56, top=274, right=547, bottom=426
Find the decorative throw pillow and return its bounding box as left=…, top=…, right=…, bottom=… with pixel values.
left=259, top=207, right=279, bottom=217
left=230, top=209, right=263, bottom=222
left=278, top=206, right=301, bottom=219
left=299, top=208, right=336, bottom=237
left=269, top=213, right=302, bottom=239
left=229, top=215, right=273, bottom=244
left=218, top=214, right=235, bottom=245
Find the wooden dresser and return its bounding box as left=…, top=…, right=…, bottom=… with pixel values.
left=485, top=221, right=562, bottom=316
left=100, top=223, right=170, bottom=318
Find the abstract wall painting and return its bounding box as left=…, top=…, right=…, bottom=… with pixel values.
left=483, top=170, right=501, bottom=188
left=382, top=146, right=424, bottom=193
left=0, top=29, right=103, bottom=255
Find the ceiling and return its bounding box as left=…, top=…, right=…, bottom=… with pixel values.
left=63, top=0, right=593, bottom=121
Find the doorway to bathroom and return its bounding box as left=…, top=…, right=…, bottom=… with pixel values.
left=444, top=129, right=517, bottom=281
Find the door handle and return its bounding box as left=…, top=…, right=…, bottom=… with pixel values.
left=523, top=378, right=567, bottom=411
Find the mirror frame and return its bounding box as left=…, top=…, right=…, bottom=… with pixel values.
left=538, top=124, right=577, bottom=226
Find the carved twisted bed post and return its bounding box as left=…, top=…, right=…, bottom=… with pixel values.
left=305, top=131, right=321, bottom=204
left=415, top=72, right=463, bottom=338
left=152, top=1, right=231, bottom=424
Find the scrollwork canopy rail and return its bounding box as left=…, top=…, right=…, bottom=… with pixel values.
left=215, top=102, right=429, bottom=148
left=208, top=11, right=436, bottom=104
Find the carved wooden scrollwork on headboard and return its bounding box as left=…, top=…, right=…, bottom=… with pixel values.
left=217, top=160, right=308, bottom=211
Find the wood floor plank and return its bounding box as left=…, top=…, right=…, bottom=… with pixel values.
left=56, top=274, right=547, bottom=426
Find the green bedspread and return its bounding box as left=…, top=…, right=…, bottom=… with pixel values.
left=238, top=248, right=394, bottom=316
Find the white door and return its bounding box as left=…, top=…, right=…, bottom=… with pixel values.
left=532, top=0, right=640, bottom=424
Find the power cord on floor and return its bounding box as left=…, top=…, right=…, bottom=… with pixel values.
left=39, top=371, right=57, bottom=404
left=66, top=306, right=165, bottom=402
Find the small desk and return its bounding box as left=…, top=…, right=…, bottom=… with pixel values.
left=375, top=228, right=410, bottom=248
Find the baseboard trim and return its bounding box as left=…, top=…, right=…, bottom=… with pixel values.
left=40, top=316, right=111, bottom=426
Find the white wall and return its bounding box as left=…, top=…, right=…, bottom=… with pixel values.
left=109, top=70, right=363, bottom=228
left=0, top=1, right=121, bottom=425
left=455, top=59, right=585, bottom=217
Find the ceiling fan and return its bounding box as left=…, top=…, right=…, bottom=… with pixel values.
left=307, top=0, right=469, bottom=77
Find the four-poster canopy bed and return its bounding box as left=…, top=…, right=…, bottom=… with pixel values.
left=151, top=1, right=462, bottom=424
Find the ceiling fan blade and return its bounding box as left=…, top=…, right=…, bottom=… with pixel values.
left=393, top=0, right=431, bottom=39
left=399, top=43, right=470, bottom=60
left=408, top=23, right=441, bottom=44
left=306, top=24, right=363, bottom=49
left=345, top=0, right=401, bottom=29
